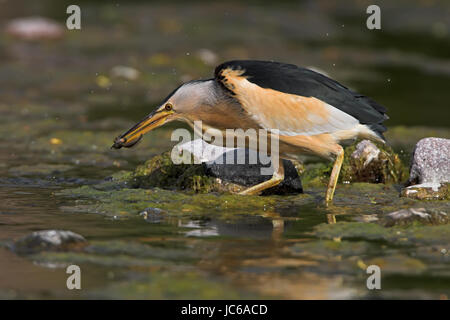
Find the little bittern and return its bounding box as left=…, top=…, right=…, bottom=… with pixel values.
left=112, top=60, right=388, bottom=203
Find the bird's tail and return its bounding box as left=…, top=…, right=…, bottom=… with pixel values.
left=354, top=94, right=389, bottom=142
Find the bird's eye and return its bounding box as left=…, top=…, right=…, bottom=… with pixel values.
left=165, top=103, right=173, bottom=111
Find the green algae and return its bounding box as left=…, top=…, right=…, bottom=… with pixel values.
left=30, top=239, right=200, bottom=268
left=57, top=176, right=449, bottom=224
left=88, top=272, right=255, bottom=300
left=58, top=185, right=279, bottom=219
left=85, top=241, right=200, bottom=262
left=289, top=240, right=374, bottom=259
left=314, top=221, right=450, bottom=246
left=288, top=240, right=430, bottom=279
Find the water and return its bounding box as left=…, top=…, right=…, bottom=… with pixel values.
left=0, top=0, right=449, bottom=299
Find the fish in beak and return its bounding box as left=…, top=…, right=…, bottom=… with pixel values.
left=111, top=106, right=173, bottom=149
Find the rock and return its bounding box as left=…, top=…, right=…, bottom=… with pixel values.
left=11, top=230, right=86, bottom=254
left=131, top=140, right=302, bottom=195
left=302, top=139, right=406, bottom=186
left=351, top=140, right=380, bottom=167
left=204, top=149, right=302, bottom=195
left=341, top=139, right=406, bottom=184
left=380, top=208, right=449, bottom=227
left=175, top=139, right=302, bottom=194
left=408, top=137, right=450, bottom=185
left=6, top=17, right=64, bottom=40
left=139, top=207, right=166, bottom=223
left=401, top=183, right=449, bottom=200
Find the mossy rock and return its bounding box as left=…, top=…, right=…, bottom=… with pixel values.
left=130, top=151, right=223, bottom=193
left=128, top=151, right=303, bottom=194
left=341, top=141, right=407, bottom=184
left=302, top=140, right=408, bottom=187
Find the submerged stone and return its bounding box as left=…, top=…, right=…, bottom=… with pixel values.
left=314, top=221, right=450, bottom=246
left=401, top=183, right=449, bottom=200
left=11, top=230, right=87, bottom=254
left=139, top=207, right=166, bottom=223
left=380, top=207, right=449, bottom=227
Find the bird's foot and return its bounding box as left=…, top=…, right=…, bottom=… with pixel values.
left=238, top=188, right=261, bottom=196
left=238, top=175, right=284, bottom=196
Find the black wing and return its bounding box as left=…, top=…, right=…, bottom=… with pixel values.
left=215, top=60, right=388, bottom=137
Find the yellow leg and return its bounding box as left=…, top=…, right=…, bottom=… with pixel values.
left=326, top=214, right=336, bottom=224
left=325, top=146, right=344, bottom=204
left=239, top=159, right=284, bottom=195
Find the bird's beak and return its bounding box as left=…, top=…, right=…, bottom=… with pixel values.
left=111, top=108, right=173, bottom=149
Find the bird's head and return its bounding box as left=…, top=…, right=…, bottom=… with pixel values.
left=111, top=80, right=215, bottom=149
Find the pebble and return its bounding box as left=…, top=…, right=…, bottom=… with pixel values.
left=409, top=137, right=450, bottom=185
left=11, top=230, right=86, bottom=254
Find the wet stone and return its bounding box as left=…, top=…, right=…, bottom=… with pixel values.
left=380, top=207, right=449, bottom=227
left=401, top=182, right=449, bottom=200
left=204, top=149, right=303, bottom=195
left=139, top=207, right=166, bottom=223
left=11, top=230, right=87, bottom=255
left=408, top=137, right=450, bottom=185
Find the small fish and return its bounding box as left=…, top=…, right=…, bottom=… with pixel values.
left=111, top=134, right=143, bottom=149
